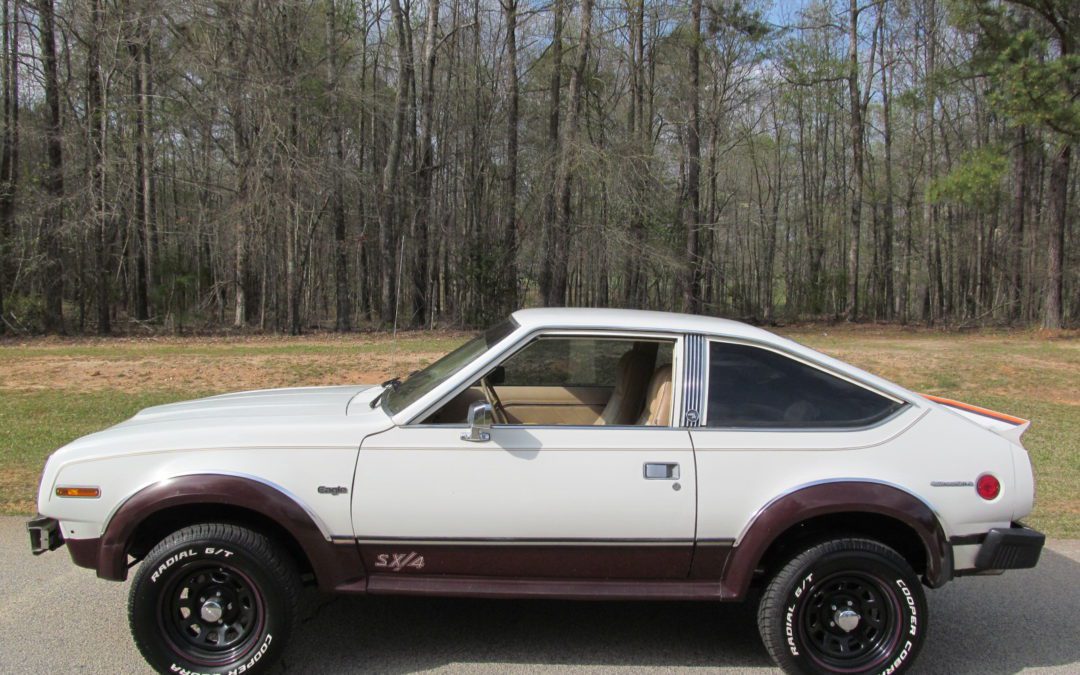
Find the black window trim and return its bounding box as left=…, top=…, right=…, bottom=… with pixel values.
left=698, top=337, right=911, bottom=432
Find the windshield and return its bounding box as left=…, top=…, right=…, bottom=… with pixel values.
left=383, top=319, right=518, bottom=415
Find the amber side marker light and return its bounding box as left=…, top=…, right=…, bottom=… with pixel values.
left=56, top=486, right=101, bottom=498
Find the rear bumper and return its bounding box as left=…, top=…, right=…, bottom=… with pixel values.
left=974, top=523, right=1045, bottom=571
left=26, top=515, right=63, bottom=555
left=949, top=522, right=1045, bottom=576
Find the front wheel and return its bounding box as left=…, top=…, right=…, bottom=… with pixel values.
left=757, top=538, right=927, bottom=675
left=128, top=523, right=299, bottom=674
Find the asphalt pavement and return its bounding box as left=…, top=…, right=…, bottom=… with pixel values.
left=1, top=517, right=1077, bottom=674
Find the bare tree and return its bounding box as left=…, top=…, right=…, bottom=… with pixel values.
left=548, top=0, right=593, bottom=307
left=381, top=0, right=410, bottom=324
left=500, top=0, right=519, bottom=313
left=414, top=0, right=440, bottom=327
left=844, top=0, right=864, bottom=321
left=37, top=0, right=64, bottom=332
left=539, top=0, right=565, bottom=307
left=326, top=0, right=351, bottom=331
left=87, top=0, right=109, bottom=333
left=0, top=0, right=19, bottom=329
left=683, top=0, right=702, bottom=314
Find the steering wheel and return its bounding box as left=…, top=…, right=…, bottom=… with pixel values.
left=479, top=376, right=509, bottom=425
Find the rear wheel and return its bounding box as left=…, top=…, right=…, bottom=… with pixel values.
left=757, top=537, right=926, bottom=675
left=128, top=523, right=299, bottom=674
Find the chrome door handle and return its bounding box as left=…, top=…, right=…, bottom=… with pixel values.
left=643, top=462, right=680, bottom=480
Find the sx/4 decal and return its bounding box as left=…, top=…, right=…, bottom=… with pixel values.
left=374, top=552, right=426, bottom=572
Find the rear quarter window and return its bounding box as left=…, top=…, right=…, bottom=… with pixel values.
left=705, top=342, right=903, bottom=428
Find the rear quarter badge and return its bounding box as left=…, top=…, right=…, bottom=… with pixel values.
left=374, top=552, right=426, bottom=572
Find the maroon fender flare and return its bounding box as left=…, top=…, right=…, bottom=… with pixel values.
left=86, top=474, right=364, bottom=592
left=719, top=481, right=948, bottom=600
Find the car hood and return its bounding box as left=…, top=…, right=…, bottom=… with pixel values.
left=119, top=385, right=374, bottom=427
left=44, top=385, right=392, bottom=469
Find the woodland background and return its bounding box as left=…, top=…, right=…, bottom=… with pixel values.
left=0, top=0, right=1076, bottom=334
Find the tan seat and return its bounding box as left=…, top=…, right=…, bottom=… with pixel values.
left=597, top=350, right=653, bottom=425
left=637, top=365, right=673, bottom=426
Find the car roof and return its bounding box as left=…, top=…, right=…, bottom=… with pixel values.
left=510, top=307, right=779, bottom=342
left=508, top=307, right=919, bottom=406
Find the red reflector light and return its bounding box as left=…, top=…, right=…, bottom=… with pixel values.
left=976, top=474, right=1000, bottom=500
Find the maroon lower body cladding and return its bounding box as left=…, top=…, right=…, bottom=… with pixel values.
left=66, top=536, right=101, bottom=570
left=363, top=574, right=725, bottom=601
left=720, top=481, right=949, bottom=598
left=356, top=541, right=697, bottom=579
left=85, top=475, right=946, bottom=603
left=326, top=537, right=735, bottom=598
left=93, top=474, right=367, bottom=592
left=347, top=539, right=733, bottom=600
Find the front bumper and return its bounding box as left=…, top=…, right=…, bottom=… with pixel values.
left=974, top=523, right=1045, bottom=570
left=27, top=515, right=63, bottom=555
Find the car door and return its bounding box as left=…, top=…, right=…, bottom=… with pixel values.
left=351, top=332, right=697, bottom=580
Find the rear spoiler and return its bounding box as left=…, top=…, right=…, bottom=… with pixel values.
left=921, top=394, right=1030, bottom=444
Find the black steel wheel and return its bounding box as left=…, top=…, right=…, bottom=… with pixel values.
left=798, top=571, right=899, bottom=669
left=159, top=560, right=264, bottom=664
left=129, top=523, right=299, bottom=674
left=757, top=537, right=927, bottom=675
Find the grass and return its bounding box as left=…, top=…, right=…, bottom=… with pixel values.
left=1, top=327, right=1076, bottom=537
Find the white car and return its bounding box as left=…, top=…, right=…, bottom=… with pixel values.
left=28, top=308, right=1044, bottom=675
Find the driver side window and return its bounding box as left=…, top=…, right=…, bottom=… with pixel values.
left=423, top=336, right=675, bottom=427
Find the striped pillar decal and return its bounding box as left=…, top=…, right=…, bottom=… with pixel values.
left=682, top=334, right=706, bottom=427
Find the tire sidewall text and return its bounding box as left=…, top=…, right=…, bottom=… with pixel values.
left=131, top=533, right=290, bottom=675
left=779, top=550, right=925, bottom=675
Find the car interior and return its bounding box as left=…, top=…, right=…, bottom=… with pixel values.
left=423, top=337, right=676, bottom=426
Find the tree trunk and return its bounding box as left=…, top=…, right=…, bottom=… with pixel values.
left=381, top=0, right=409, bottom=324
left=231, top=111, right=250, bottom=329
left=415, top=0, right=440, bottom=327
left=879, top=14, right=895, bottom=319
left=327, top=0, right=351, bottom=331
left=1042, top=142, right=1070, bottom=329
left=844, top=0, right=863, bottom=322
left=37, top=0, right=64, bottom=333
left=88, top=0, right=110, bottom=334
left=501, top=0, right=519, bottom=314
left=549, top=0, right=592, bottom=307
left=920, top=0, right=936, bottom=325
left=0, top=0, right=19, bottom=330
left=623, top=0, right=647, bottom=309
left=683, top=0, right=702, bottom=314
left=129, top=35, right=150, bottom=321
left=1009, top=125, right=1027, bottom=322
left=538, top=0, right=564, bottom=306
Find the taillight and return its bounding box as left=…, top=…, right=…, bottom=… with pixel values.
left=976, top=474, right=1000, bottom=500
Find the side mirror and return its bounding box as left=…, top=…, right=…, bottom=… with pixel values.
left=461, top=400, right=494, bottom=443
